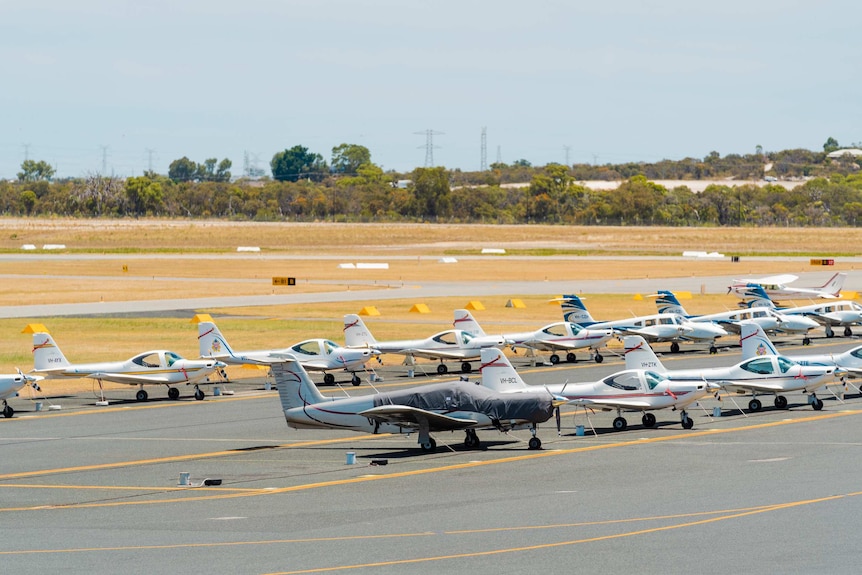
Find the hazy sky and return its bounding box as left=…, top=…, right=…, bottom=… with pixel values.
left=1, top=0, right=859, bottom=179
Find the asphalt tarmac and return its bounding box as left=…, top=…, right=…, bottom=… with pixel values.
left=3, top=336, right=862, bottom=574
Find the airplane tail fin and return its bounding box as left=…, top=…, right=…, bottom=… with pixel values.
left=454, top=309, right=486, bottom=336
left=270, top=356, right=328, bottom=411
left=821, top=272, right=846, bottom=297
left=559, top=294, right=596, bottom=324
left=739, top=284, right=776, bottom=308
left=740, top=321, right=778, bottom=359
left=623, top=336, right=665, bottom=372
left=343, top=314, right=378, bottom=348
left=32, top=332, right=70, bottom=371
left=197, top=321, right=234, bottom=358
left=479, top=348, right=529, bottom=392
left=653, top=290, right=687, bottom=316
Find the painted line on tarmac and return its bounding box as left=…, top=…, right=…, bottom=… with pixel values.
left=2, top=408, right=860, bottom=513
left=1, top=492, right=858, bottom=563
left=261, top=492, right=859, bottom=575
left=0, top=435, right=385, bottom=481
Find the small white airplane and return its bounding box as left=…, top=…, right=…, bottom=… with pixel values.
left=197, top=319, right=377, bottom=386
left=728, top=272, right=846, bottom=301
left=343, top=314, right=510, bottom=374
left=624, top=322, right=842, bottom=412
left=735, top=284, right=862, bottom=339
left=0, top=370, right=43, bottom=418
left=453, top=309, right=613, bottom=364
left=556, top=294, right=728, bottom=353
left=30, top=327, right=225, bottom=401
left=479, top=344, right=719, bottom=431
left=270, top=349, right=558, bottom=452
left=652, top=290, right=819, bottom=337
left=739, top=324, right=862, bottom=377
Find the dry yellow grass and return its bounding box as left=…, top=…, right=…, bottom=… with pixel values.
left=1, top=218, right=858, bottom=391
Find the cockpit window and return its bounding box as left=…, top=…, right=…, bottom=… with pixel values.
left=323, top=340, right=338, bottom=354
left=602, top=372, right=642, bottom=391
left=542, top=324, right=567, bottom=337
left=291, top=341, right=321, bottom=356
left=433, top=331, right=458, bottom=345
left=165, top=352, right=182, bottom=366
left=741, top=357, right=775, bottom=375
left=644, top=371, right=663, bottom=390
left=133, top=352, right=161, bottom=368
left=777, top=356, right=797, bottom=373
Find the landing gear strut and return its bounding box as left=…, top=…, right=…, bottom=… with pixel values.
left=680, top=410, right=694, bottom=429
left=527, top=426, right=542, bottom=450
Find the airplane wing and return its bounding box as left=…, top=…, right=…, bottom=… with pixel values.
left=718, top=380, right=788, bottom=393
left=395, top=348, right=471, bottom=360
left=88, top=372, right=178, bottom=385
left=359, top=405, right=478, bottom=431
left=742, top=274, right=799, bottom=285
left=567, top=398, right=656, bottom=409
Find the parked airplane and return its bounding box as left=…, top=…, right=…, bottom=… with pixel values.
left=1, top=370, right=42, bottom=418
left=738, top=323, right=862, bottom=376
left=480, top=344, right=718, bottom=431
left=30, top=327, right=225, bottom=401
left=728, top=272, right=846, bottom=301
left=270, top=350, right=558, bottom=452
left=736, top=284, right=862, bottom=339
left=343, top=314, right=510, bottom=374
left=197, top=318, right=377, bottom=385
left=652, top=290, right=819, bottom=336
left=453, top=309, right=613, bottom=364
left=556, top=294, right=728, bottom=353
left=624, top=322, right=842, bottom=412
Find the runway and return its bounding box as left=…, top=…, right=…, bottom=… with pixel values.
left=3, top=338, right=862, bottom=574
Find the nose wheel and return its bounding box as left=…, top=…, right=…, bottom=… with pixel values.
left=680, top=410, right=694, bottom=429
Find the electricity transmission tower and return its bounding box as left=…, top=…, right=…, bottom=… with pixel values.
left=415, top=129, right=443, bottom=167
left=480, top=127, right=487, bottom=171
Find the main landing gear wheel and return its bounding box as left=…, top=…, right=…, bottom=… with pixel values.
left=436, top=363, right=448, bottom=375
left=2, top=404, right=13, bottom=418
left=812, top=397, right=824, bottom=411
left=826, top=326, right=835, bottom=338
left=194, top=387, right=205, bottom=401
left=613, top=416, right=628, bottom=431
left=670, top=342, right=680, bottom=353
left=748, top=398, right=762, bottom=412
left=549, top=354, right=560, bottom=364
left=709, top=345, right=717, bottom=355
left=168, top=387, right=180, bottom=400
left=461, top=362, right=472, bottom=373
left=641, top=413, right=657, bottom=428
left=681, top=415, right=694, bottom=429
left=136, top=389, right=148, bottom=402
left=566, top=352, right=577, bottom=363
left=803, top=336, right=811, bottom=346
left=845, top=326, right=853, bottom=337
left=420, top=438, right=437, bottom=452
left=323, top=373, right=335, bottom=385
left=464, top=429, right=480, bottom=449
left=351, top=374, right=361, bottom=386
left=774, top=395, right=788, bottom=409
left=528, top=437, right=542, bottom=450
left=594, top=353, right=603, bottom=364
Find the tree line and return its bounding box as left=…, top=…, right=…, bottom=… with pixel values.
left=4, top=140, right=862, bottom=226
